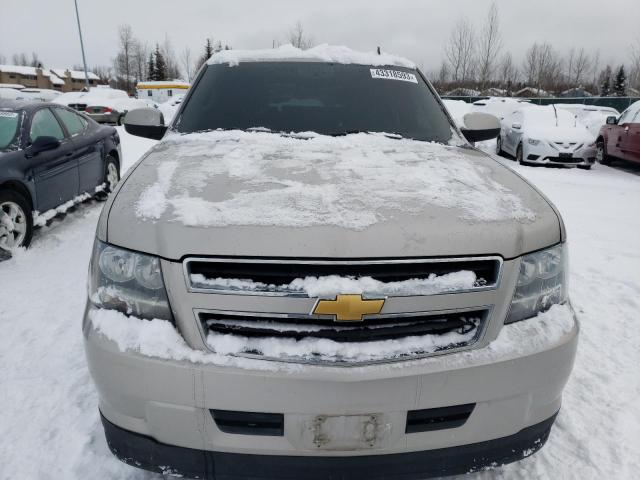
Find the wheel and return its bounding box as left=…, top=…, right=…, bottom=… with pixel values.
left=0, top=190, right=33, bottom=251
left=496, top=135, right=503, bottom=156
left=596, top=139, right=611, bottom=165
left=97, top=155, right=120, bottom=200
left=516, top=143, right=524, bottom=164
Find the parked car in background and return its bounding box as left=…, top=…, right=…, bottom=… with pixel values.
left=157, top=93, right=186, bottom=124
left=555, top=104, right=620, bottom=140
left=0, top=88, right=21, bottom=100
left=15, top=88, right=61, bottom=102
left=0, top=99, right=121, bottom=250
left=470, top=97, right=532, bottom=120
left=84, top=97, right=158, bottom=125
left=441, top=98, right=472, bottom=126
left=498, top=105, right=596, bottom=169
left=54, top=87, right=128, bottom=112
left=597, top=100, right=640, bottom=166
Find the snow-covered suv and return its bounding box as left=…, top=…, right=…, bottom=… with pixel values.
left=83, top=45, right=578, bottom=480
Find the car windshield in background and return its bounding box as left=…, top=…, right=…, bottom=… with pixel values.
left=0, top=111, right=21, bottom=150
left=176, top=62, right=454, bottom=143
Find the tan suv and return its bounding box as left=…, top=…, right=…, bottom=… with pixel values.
left=83, top=45, right=578, bottom=479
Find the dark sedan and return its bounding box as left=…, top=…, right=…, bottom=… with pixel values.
left=0, top=100, right=121, bottom=250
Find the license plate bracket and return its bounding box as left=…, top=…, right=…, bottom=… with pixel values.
left=302, top=414, right=392, bottom=451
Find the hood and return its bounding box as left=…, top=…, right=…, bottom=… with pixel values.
left=525, top=124, right=593, bottom=144
left=104, top=131, right=561, bottom=260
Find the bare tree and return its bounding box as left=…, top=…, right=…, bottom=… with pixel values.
left=523, top=42, right=560, bottom=92
left=12, top=53, right=29, bottom=66
left=565, top=47, right=591, bottom=86
left=477, top=2, right=502, bottom=89
left=161, top=35, right=181, bottom=79
left=499, top=52, right=519, bottom=93
left=92, top=65, right=112, bottom=84
left=132, top=41, right=149, bottom=83
left=288, top=21, right=313, bottom=50
left=180, top=46, right=194, bottom=82
left=114, top=24, right=136, bottom=92
left=445, top=16, right=476, bottom=83
left=630, top=37, right=640, bottom=90
left=0, top=54, right=5, bottom=64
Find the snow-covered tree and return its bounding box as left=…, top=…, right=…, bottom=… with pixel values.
left=613, top=65, right=627, bottom=96
left=599, top=65, right=612, bottom=96
left=153, top=44, right=167, bottom=81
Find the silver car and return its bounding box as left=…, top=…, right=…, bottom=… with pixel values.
left=83, top=46, right=578, bottom=480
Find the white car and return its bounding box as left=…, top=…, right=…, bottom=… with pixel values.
left=497, top=105, right=596, bottom=169
left=84, top=97, right=157, bottom=124
left=554, top=104, right=621, bottom=140
left=15, top=88, right=61, bottom=102
left=470, top=97, right=533, bottom=120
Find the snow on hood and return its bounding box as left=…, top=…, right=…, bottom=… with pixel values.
left=208, top=44, right=416, bottom=68
left=134, top=130, right=536, bottom=231
left=523, top=106, right=593, bottom=143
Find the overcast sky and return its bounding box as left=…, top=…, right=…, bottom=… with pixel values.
left=1, top=0, right=637, bottom=74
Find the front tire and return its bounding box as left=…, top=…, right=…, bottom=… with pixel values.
left=516, top=143, right=524, bottom=165
left=0, top=190, right=33, bottom=251
left=496, top=135, right=503, bottom=156
left=596, top=139, right=611, bottom=165
left=97, top=155, right=120, bottom=201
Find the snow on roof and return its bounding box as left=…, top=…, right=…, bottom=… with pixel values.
left=50, top=68, right=100, bottom=81
left=207, top=44, right=416, bottom=68
left=137, top=80, right=190, bottom=88
left=0, top=64, right=43, bottom=76
left=0, top=83, right=25, bottom=90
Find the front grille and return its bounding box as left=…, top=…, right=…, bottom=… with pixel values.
left=185, top=257, right=502, bottom=297
left=211, top=410, right=284, bottom=436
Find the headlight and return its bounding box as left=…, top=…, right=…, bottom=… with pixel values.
left=506, top=244, right=568, bottom=324
left=527, top=138, right=540, bottom=145
left=88, top=240, right=173, bottom=321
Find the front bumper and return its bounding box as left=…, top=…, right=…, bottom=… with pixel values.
left=84, top=304, right=578, bottom=475
left=101, top=411, right=558, bottom=479
left=525, top=142, right=596, bottom=166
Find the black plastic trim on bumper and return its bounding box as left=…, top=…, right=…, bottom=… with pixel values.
left=101, top=411, right=558, bottom=480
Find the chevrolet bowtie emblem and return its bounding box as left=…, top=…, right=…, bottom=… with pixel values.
left=312, top=294, right=385, bottom=322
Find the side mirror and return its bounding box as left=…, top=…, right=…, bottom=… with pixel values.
left=606, top=116, right=618, bottom=125
left=511, top=123, right=522, bottom=130
left=123, top=108, right=167, bottom=140
left=460, top=112, right=501, bottom=143
left=29, top=136, right=61, bottom=155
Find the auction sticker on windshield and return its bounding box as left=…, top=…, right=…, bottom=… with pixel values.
left=370, top=68, right=418, bottom=83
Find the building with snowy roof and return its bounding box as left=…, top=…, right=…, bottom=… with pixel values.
left=0, top=65, right=103, bottom=92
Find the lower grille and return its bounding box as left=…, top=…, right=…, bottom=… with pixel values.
left=406, top=404, right=475, bottom=433
left=211, top=410, right=284, bottom=436
left=199, top=309, right=488, bottom=365
left=549, top=156, right=582, bottom=163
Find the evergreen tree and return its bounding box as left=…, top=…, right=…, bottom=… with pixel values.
left=204, top=38, right=214, bottom=60
left=613, top=65, right=627, bottom=96
left=154, top=44, right=167, bottom=81
left=147, top=52, right=156, bottom=81
left=600, top=65, right=612, bottom=97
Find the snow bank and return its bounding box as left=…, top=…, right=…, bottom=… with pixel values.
left=190, top=270, right=478, bottom=297
left=135, top=130, right=535, bottom=230
left=90, top=304, right=575, bottom=369
left=208, top=43, right=415, bottom=68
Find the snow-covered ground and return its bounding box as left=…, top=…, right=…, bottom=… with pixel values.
left=0, top=129, right=638, bottom=479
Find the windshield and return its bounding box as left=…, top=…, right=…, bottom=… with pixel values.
left=0, top=111, right=21, bottom=150
left=176, top=62, right=454, bottom=143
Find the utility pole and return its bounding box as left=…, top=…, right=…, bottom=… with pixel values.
left=74, top=0, right=90, bottom=90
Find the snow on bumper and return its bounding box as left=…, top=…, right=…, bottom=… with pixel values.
left=525, top=142, right=596, bottom=166
left=83, top=304, right=578, bottom=456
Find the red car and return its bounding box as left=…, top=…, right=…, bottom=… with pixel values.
left=597, top=100, right=640, bottom=165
